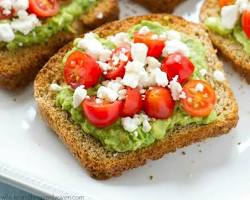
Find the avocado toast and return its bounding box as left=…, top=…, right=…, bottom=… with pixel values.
left=200, top=0, right=250, bottom=83
left=0, top=0, right=119, bottom=90
left=132, top=0, right=184, bottom=13
left=34, top=14, right=238, bottom=179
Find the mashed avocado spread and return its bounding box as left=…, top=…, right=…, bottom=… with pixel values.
left=6, top=0, right=97, bottom=50
left=205, top=17, right=250, bottom=54
left=55, top=21, right=217, bottom=153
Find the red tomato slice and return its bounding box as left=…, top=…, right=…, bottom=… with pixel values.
left=181, top=80, right=216, bottom=117
left=144, top=87, right=175, bottom=119
left=28, top=0, right=59, bottom=18
left=104, top=46, right=131, bottom=80
left=0, top=8, right=15, bottom=20
left=121, top=88, right=143, bottom=117
left=64, top=51, right=102, bottom=89
left=134, top=32, right=165, bottom=58
left=242, top=9, right=250, bottom=39
left=161, top=52, right=194, bottom=84
left=82, top=98, right=122, bottom=128
left=219, top=0, right=234, bottom=7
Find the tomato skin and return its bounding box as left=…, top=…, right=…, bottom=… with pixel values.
left=181, top=80, right=216, bottom=117
left=144, top=87, right=175, bottom=119
left=121, top=88, right=143, bottom=117
left=64, top=51, right=102, bottom=89
left=219, top=0, right=234, bottom=7
left=104, top=46, right=131, bottom=80
left=161, top=52, right=194, bottom=84
left=28, top=0, right=59, bottom=18
left=134, top=32, right=165, bottom=58
left=242, top=9, right=250, bottom=39
left=82, top=99, right=122, bottom=128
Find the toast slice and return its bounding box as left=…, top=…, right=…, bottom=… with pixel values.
left=132, top=0, right=184, bottom=13
left=200, top=0, right=250, bottom=83
left=0, top=0, right=119, bottom=90
left=34, top=14, right=238, bottom=179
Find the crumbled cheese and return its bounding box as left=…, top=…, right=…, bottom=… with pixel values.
left=73, top=86, right=88, bottom=108
left=122, top=113, right=151, bottom=133
left=50, top=83, right=62, bottom=91
left=151, top=34, right=158, bottom=40
left=78, top=33, right=111, bottom=62
left=236, top=0, right=249, bottom=13
left=146, top=56, right=161, bottom=69
left=11, top=11, right=41, bottom=35
left=151, top=68, right=168, bottom=87
left=131, top=43, right=148, bottom=63
left=160, top=30, right=181, bottom=41
left=0, top=0, right=12, bottom=12
left=199, top=68, right=207, bottom=76
left=13, top=0, right=29, bottom=11
left=138, top=26, right=150, bottom=35
left=179, top=91, right=187, bottom=99
left=96, top=12, right=103, bottom=19
left=168, top=76, right=183, bottom=101
left=107, top=32, right=131, bottom=47
left=213, top=70, right=225, bottom=82
left=162, top=40, right=190, bottom=57
left=97, top=86, right=119, bottom=102
left=0, top=23, right=15, bottom=42
left=221, top=5, right=239, bottom=29
left=195, top=83, right=204, bottom=92
left=98, top=61, right=111, bottom=72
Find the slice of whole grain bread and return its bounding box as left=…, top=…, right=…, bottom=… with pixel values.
left=0, top=0, right=119, bottom=90
left=132, top=0, right=184, bottom=13
left=200, top=0, right=250, bottom=83
left=34, top=14, right=238, bottom=180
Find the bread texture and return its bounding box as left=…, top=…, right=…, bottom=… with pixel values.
left=132, top=0, right=184, bottom=13
left=0, top=0, right=119, bottom=90
left=34, top=14, right=239, bottom=180
left=200, top=0, right=250, bottom=83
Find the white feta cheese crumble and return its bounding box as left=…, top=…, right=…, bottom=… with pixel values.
left=97, top=86, right=119, bottom=102
left=107, top=32, right=131, bottom=47
left=160, top=30, right=181, bottom=41
left=162, top=40, right=190, bottom=57
left=13, top=0, right=29, bottom=11
left=221, top=5, right=239, bottom=29
left=195, top=83, right=205, bottom=92
left=213, top=70, right=225, bottom=82
left=146, top=56, right=161, bottom=69
left=150, top=68, right=168, bottom=87
left=11, top=12, right=41, bottom=35
left=131, top=43, right=148, bottom=63
left=0, top=23, right=15, bottom=42
left=77, top=33, right=111, bottom=62
left=168, top=76, right=183, bottom=101
left=121, top=113, right=152, bottom=133
left=236, top=0, right=249, bottom=13
left=138, top=26, right=150, bottom=35
left=199, top=68, right=207, bottom=76
left=73, top=86, right=88, bottom=108
left=50, top=83, right=62, bottom=91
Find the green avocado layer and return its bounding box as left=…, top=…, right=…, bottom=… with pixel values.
left=55, top=21, right=217, bottom=153
left=205, top=17, right=250, bottom=54
left=6, top=0, right=97, bottom=50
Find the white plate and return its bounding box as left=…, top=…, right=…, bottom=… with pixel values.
left=0, top=0, right=250, bottom=199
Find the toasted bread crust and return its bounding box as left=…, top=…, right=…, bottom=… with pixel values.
left=0, top=0, right=119, bottom=90
left=34, top=14, right=239, bottom=179
left=133, top=0, right=184, bottom=13
left=200, top=0, right=250, bottom=83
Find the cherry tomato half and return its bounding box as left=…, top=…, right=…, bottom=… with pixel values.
left=104, top=46, right=131, bottom=80
left=121, top=88, right=143, bottom=117
left=181, top=80, right=216, bottom=117
left=161, top=52, right=194, bottom=84
left=134, top=32, right=165, bottom=58
left=242, top=9, right=250, bottom=39
left=219, top=0, right=234, bottom=7
left=28, top=0, right=59, bottom=18
left=82, top=98, right=122, bottom=128
left=64, top=51, right=102, bottom=89
left=0, top=8, right=15, bottom=20
left=144, top=87, right=175, bottom=119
